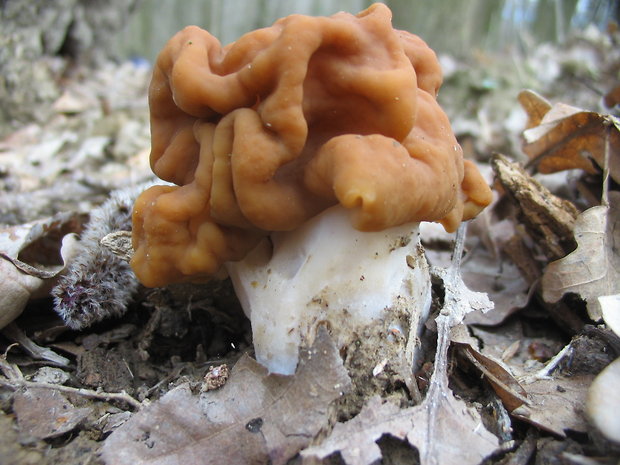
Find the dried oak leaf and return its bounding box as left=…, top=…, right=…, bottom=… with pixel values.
left=462, top=327, right=590, bottom=437
left=519, top=90, right=620, bottom=183
left=101, top=328, right=351, bottom=465
left=461, top=243, right=529, bottom=326
left=542, top=191, right=620, bottom=321
left=512, top=375, right=591, bottom=437
left=303, top=226, right=499, bottom=465
left=458, top=344, right=528, bottom=412
left=301, top=378, right=499, bottom=465
left=13, top=387, right=92, bottom=439
left=0, top=212, right=81, bottom=328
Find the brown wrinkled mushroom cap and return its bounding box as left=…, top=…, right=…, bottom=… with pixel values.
left=132, top=3, right=492, bottom=287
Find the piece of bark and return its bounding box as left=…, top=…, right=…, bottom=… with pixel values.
left=493, top=155, right=586, bottom=333
left=492, top=154, right=579, bottom=262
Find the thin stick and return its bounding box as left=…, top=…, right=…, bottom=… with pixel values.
left=0, top=377, right=143, bottom=410
left=601, top=121, right=611, bottom=208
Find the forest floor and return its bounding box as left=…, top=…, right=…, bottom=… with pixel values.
left=1, top=25, right=620, bottom=465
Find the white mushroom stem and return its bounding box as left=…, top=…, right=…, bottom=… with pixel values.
left=225, top=205, right=432, bottom=375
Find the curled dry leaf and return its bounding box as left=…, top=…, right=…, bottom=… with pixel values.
left=0, top=260, right=43, bottom=329
left=101, top=328, right=351, bottom=465
left=519, top=90, right=620, bottom=183
left=542, top=192, right=620, bottom=321
left=461, top=336, right=592, bottom=437
left=458, top=344, right=528, bottom=412
left=0, top=212, right=82, bottom=328
left=512, top=375, right=591, bottom=437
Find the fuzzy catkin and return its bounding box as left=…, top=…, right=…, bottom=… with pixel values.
left=52, top=186, right=144, bottom=329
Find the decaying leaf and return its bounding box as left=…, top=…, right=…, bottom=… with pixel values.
left=512, top=375, right=591, bottom=437
left=0, top=259, right=44, bottom=329
left=13, top=387, right=92, bottom=439
left=519, top=90, right=620, bottom=183
left=301, top=384, right=500, bottom=465
left=0, top=212, right=82, bottom=328
left=587, top=357, right=620, bottom=443
left=466, top=325, right=594, bottom=437
left=458, top=344, right=528, bottom=412
left=304, top=225, right=499, bottom=465
left=461, top=245, right=529, bottom=326
left=542, top=191, right=620, bottom=321
left=101, top=328, right=351, bottom=465
left=412, top=225, right=498, bottom=465
left=301, top=395, right=403, bottom=465
left=518, top=88, right=552, bottom=129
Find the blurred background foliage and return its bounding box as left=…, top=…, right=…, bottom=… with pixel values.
left=115, top=0, right=619, bottom=62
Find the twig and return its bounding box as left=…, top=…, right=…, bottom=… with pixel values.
left=2, top=322, right=70, bottom=366
left=1, top=348, right=142, bottom=410
left=0, top=376, right=143, bottom=410
left=601, top=120, right=611, bottom=208
left=520, top=342, right=573, bottom=384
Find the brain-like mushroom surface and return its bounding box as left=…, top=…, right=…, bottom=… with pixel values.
left=131, top=3, right=492, bottom=287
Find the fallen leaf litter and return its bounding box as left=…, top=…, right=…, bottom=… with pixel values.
left=1, top=9, right=620, bottom=465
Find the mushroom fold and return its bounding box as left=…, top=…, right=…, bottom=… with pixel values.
left=131, top=3, right=492, bottom=287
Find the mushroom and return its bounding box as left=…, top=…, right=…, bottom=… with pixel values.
left=131, top=4, right=492, bottom=374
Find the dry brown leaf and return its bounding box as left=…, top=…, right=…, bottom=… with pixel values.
left=542, top=192, right=620, bottom=321
left=303, top=355, right=500, bottom=465
left=301, top=395, right=402, bottom=465
left=405, top=390, right=499, bottom=465
left=519, top=90, right=620, bottom=183
left=0, top=212, right=82, bottom=328
left=304, top=225, right=499, bottom=465
left=518, top=89, right=552, bottom=129
left=462, top=335, right=591, bottom=437
left=468, top=324, right=594, bottom=437
left=301, top=387, right=499, bottom=465
left=101, top=328, right=351, bottom=465
left=13, top=387, right=92, bottom=439
left=512, top=375, right=591, bottom=437
left=462, top=245, right=529, bottom=326
left=459, top=344, right=528, bottom=412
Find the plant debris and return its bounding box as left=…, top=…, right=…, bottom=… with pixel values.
left=101, top=328, right=351, bottom=465
left=1, top=10, right=620, bottom=465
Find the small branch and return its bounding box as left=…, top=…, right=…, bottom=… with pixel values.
left=0, top=377, right=143, bottom=410
left=2, top=323, right=70, bottom=367
left=519, top=342, right=573, bottom=384
left=601, top=121, right=611, bottom=208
